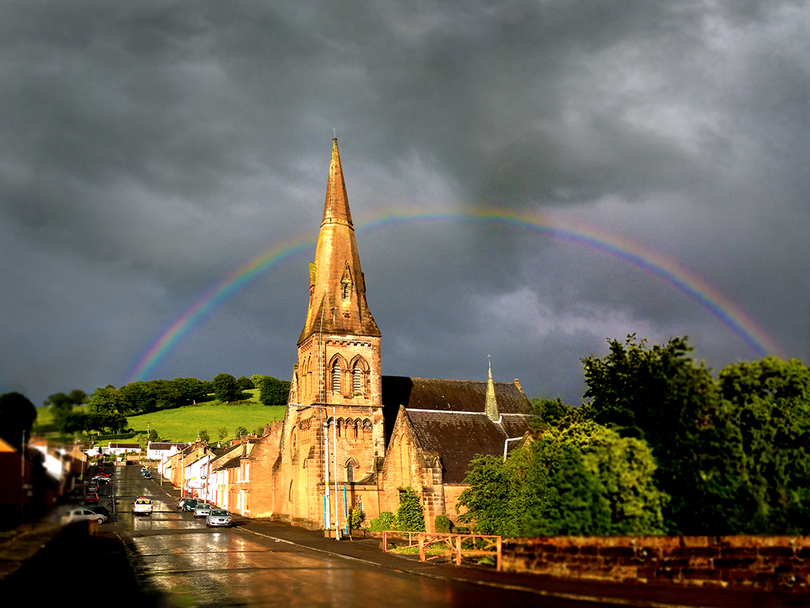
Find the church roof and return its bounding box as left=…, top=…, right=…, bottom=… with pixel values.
left=381, top=375, right=534, bottom=483
left=381, top=376, right=532, bottom=415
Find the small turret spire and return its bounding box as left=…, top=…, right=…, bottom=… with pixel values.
left=485, top=355, right=500, bottom=422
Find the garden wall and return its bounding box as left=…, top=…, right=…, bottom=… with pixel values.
left=502, top=536, right=810, bottom=592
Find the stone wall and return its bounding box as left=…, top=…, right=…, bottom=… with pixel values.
left=502, top=536, right=810, bottom=592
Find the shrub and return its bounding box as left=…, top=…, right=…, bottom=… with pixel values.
left=434, top=514, right=453, bottom=533
left=348, top=507, right=364, bottom=530
left=370, top=511, right=395, bottom=531
left=396, top=487, right=425, bottom=532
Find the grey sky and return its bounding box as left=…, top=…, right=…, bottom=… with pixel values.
left=2, top=0, right=808, bottom=408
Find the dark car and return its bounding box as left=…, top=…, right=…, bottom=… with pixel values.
left=86, top=506, right=110, bottom=518
left=181, top=499, right=198, bottom=512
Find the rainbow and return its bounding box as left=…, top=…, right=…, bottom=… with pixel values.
left=125, top=209, right=783, bottom=382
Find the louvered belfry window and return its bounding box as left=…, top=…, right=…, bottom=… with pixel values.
left=332, top=363, right=341, bottom=393
left=353, top=367, right=362, bottom=394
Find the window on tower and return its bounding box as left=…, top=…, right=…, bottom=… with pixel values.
left=332, top=362, right=341, bottom=393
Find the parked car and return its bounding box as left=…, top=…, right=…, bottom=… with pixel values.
left=87, top=483, right=99, bottom=494
left=84, top=493, right=99, bottom=505
left=132, top=497, right=153, bottom=515
left=86, top=506, right=110, bottom=518
left=206, top=509, right=232, bottom=528
left=92, top=476, right=109, bottom=484
left=193, top=502, right=213, bottom=518
left=180, top=499, right=198, bottom=512
left=62, top=508, right=107, bottom=525
left=142, top=472, right=152, bottom=480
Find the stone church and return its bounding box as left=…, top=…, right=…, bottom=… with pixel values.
left=248, top=139, right=534, bottom=532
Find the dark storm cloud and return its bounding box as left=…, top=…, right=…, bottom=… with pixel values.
left=1, top=0, right=807, bottom=406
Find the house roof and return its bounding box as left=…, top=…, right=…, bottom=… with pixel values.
left=148, top=442, right=187, bottom=450
left=381, top=375, right=535, bottom=483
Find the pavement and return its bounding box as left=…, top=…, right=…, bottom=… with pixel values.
left=2, top=478, right=809, bottom=608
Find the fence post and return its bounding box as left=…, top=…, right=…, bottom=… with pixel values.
left=456, top=535, right=462, bottom=566
left=496, top=536, right=502, bottom=572
left=419, top=533, right=425, bottom=562
left=382, top=531, right=388, bottom=552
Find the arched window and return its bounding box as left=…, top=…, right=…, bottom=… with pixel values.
left=353, top=367, right=362, bottom=394
left=346, top=461, right=354, bottom=483
left=332, top=362, right=341, bottom=393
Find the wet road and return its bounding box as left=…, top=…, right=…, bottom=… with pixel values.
left=115, top=466, right=588, bottom=607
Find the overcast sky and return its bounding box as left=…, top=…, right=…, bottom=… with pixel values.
left=2, top=0, right=808, bottom=409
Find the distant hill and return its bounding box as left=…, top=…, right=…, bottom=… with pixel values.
left=126, top=390, right=286, bottom=443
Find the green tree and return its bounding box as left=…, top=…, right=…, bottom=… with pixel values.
left=0, top=392, right=37, bottom=450
left=44, top=390, right=86, bottom=431
left=198, top=429, right=210, bottom=443
left=581, top=335, right=717, bottom=533
left=218, top=427, right=229, bottom=442
left=212, top=373, right=242, bottom=402
left=712, top=357, right=810, bottom=534
left=148, top=428, right=160, bottom=442
left=458, top=415, right=667, bottom=537
left=236, top=376, right=254, bottom=390
left=258, top=376, right=291, bottom=405
left=173, top=377, right=209, bottom=404
left=87, top=386, right=130, bottom=415
left=395, top=487, right=425, bottom=531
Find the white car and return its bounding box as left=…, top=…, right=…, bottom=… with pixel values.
left=62, top=508, right=108, bottom=525
left=206, top=509, right=232, bottom=528
left=132, top=497, right=153, bottom=515
left=193, top=502, right=213, bottom=518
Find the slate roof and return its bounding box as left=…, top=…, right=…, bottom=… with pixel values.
left=381, top=376, right=535, bottom=484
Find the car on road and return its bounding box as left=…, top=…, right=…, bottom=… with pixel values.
left=84, top=493, right=99, bottom=505
left=92, top=475, right=109, bottom=484
left=86, top=506, right=110, bottom=519
left=206, top=509, right=232, bottom=528
left=193, top=502, right=213, bottom=518
left=62, top=508, right=107, bottom=525
left=132, top=497, right=153, bottom=515
left=142, top=472, right=152, bottom=480
left=87, top=482, right=99, bottom=494
left=179, top=498, right=198, bottom=512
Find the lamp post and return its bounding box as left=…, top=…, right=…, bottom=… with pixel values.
left=295, top=403, right=341, bottom=540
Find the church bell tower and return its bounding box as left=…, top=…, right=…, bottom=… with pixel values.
left=293, top=138, right=384, bottom=485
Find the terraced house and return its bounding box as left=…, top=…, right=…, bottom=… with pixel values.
left=249, top=139, right=534, bottom=532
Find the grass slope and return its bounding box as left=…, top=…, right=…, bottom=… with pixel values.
left=127, top=391, right=287, bottom=443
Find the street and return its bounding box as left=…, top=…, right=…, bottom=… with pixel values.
left=3, top=464, right=807, bottom=608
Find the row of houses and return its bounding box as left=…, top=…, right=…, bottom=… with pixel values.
left=154, top=431, right=272, bottom=516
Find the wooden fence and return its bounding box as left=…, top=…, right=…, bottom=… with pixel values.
left=381, top=531, right=503, bottom=571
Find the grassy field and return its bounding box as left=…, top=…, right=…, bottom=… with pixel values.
left=31, top=390, right=288, bottom=444
left=127, top=393, right=287, bottom=443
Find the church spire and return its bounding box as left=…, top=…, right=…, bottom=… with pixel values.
left=322, top=138, right=353, bottom=227
left=485, top=355, right=500, bottom=422
left=298, top=139, right=380, bottom=345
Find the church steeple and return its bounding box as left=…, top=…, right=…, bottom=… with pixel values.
left=298, top=138, right=380, bottom=344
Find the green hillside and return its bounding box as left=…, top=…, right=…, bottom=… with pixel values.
left=127, top=392, right=286, bottom=443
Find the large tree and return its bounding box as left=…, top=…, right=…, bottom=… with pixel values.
left=0, top=392, right=37, bottom=450
left=258, top=375, right=291, bottom=405
left=581, top=335, right=718, bottom=533
left=212, top=373, right=242, bottom=403
left=713, top=357, right=810, bottom=534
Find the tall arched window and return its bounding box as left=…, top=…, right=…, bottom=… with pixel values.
left=353, top=367, right=362, bottom=394
left=332, top=362, right=341, bottom=393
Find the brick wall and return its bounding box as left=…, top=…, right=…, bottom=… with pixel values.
left=502, top=536, right=810, bottom=592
